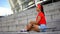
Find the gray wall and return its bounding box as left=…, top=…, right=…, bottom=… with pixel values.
left=0, top=1, right=60, bottom=32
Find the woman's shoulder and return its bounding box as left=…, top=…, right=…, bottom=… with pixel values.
left=39, top=12, right=44, bottom=16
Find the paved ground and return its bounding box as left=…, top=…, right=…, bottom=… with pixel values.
left=0, top=31, right=60, bottom=34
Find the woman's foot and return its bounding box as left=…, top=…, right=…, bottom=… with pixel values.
left=20, top=29, right=28, bottom=32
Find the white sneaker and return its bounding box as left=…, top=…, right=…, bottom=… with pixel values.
left=19, top=29, right=28, bottom=33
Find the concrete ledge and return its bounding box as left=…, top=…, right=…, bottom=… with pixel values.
left=0, top=31, right=60, bottom=34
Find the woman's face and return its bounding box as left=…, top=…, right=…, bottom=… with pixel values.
left=36, top=7, right=41, bottom=12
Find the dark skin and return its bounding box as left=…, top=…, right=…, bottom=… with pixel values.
left=25, top=7, right=41, bottom=32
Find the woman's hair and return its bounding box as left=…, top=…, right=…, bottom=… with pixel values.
left=37, top=4, right=44, bottom=14
left=40, top=5, right=44, bottom=14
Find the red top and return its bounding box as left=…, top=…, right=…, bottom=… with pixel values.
left=36, top=11, right=46, bottom=25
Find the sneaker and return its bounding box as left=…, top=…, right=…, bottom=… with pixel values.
left=19, top=29, right=28, bottom=33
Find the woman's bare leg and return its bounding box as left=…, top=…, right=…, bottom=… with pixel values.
left=25, top=24, right=32, bottom=31
left=31, top=24, right=40, bottom=32
left=25, top=21, right=35, bottom=31
left=24, top=20, right=39, bottom=32
left=34, top=25, right=40, bottom=32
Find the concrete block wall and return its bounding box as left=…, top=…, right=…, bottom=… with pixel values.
left=0, top=1, right=60, bottom=32
left=43, top=1, right=60, bottom=28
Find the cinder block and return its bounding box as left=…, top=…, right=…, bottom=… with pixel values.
left=0, top=24, right=2, bottom=26
left=6, top=22, right=13, bottom=26
left=47, top=22, right=56, bottom=28
left=45, top=9, right=60, bottom=16
left=16, top=25, right=25, bottom=31
left=52, top=14, right=60, bottom=20
left=17, top=23, right=25, bottom=29
left=2, top=27, right=8, bottom=32
left=17, top=15, right=27, bottom=20
left=1, top=27, right=5, bottom=31
left=43, top=4, right=55, bottom=12
left=28, top=15, right=36, bottom=19
left=23, top=10, right=33, bottom=16
left=6, top=22, right=10, bottom=26
left=33, top=12, right=37, bottom=17
left=45, top=15, right=52, bottom=22
left=1, top=23, right=7, bottom=27
left=54, top=21, right=60, bottom=27
left=17, top=17, right=25, bottom=21
left=19, top=19, right=27, bottom=25
left=0, top=27, right=2, bottom=32
left=28, top=18, right=36, bottom=23
left=8, top=26, right=16, bottom=32
left=16, top=26, right=20, bottom=31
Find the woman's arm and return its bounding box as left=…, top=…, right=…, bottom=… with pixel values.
left=36, top=16, right=41, bottom=23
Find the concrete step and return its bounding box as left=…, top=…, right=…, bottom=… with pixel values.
left=0, top=31, right=60, bottom=34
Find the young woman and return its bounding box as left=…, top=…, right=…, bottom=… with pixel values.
left=20, top=4, right=47, bottom=32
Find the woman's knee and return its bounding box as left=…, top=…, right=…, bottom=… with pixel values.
left=26, top=24, right=32, bottom=30
left=33, top=25, right=40, bottom=32
left=27, top=24, right=32, bottom=27
left=33, top=25, right=39, bottom=29
left=30, top=21, right=34, bottom=24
